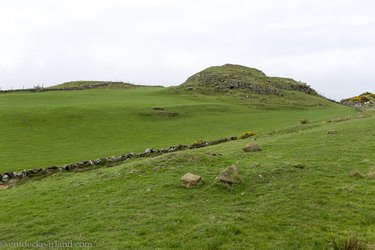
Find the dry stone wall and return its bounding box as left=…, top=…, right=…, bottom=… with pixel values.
left=0, top=134, right=252, bottom=184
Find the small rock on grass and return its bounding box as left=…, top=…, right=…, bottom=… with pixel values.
left=243, top=142, right=261, bottom=152
left=180, top=172, right=202, bottom=188
left=218, top=164, right=242, bottom=186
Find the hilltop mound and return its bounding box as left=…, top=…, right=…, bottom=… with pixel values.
left=48, top=81, right=137, bottom=90
left=341, top=92, right=375, bottom=110
left=179, top=64, right=318, bottom=95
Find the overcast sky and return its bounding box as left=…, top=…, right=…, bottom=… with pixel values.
left=1, top=0, right=374, bottom=99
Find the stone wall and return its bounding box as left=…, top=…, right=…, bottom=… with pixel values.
left=0, top=134, right=253, bottom=185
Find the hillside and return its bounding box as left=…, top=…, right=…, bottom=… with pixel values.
left=178, top=64, right=318, bottom=96
left=1, top=111, right=375, bottom=248
left=341, top=92, right=375, bottom=110
left=48, top=80, right=137, bottom=90
left=0, top=87, right=354, bottom=172
left=0, top=65, right=373, bottom=248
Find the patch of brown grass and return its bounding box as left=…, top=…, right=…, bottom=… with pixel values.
left=350, top=170, right=364, bottom=178
left=366, top=167, right=375, bottom=179
left=329, top=233, right=368, bottom=250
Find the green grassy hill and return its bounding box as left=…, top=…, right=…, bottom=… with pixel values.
left=1, top=64, right=373, bottom=249
left=0, top=86, right=353, bottom=172
left=47, top=80, right=137, bottom=90
left=1, top=111, right=374, bottom=249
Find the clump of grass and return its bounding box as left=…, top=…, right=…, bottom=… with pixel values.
left=300, top=119, right=309, bottom=125
left=329, top=233, right=368, bottom=250
left=291, top=163, right=306, bottom=169
left=360, top=211, right=375, bottom=226
left=366, top=167, right=375, bottom=179
left=350, top=170, right=364, bottom=178
left=327, top=115, right=353, bottom=123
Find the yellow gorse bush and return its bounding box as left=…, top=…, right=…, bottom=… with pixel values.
left=238, top=131, right=256, bottom=139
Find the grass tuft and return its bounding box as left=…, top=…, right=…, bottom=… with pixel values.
left=350, top=170, right=364, bottom=178
left=366, top=167, right=375, bottom=179
left=329, top=233, right=368, bottom=250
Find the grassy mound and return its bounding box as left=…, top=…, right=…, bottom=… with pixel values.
left=178, top=64, right=318, bottom=96
left=48, top=81, right=137, bottom=90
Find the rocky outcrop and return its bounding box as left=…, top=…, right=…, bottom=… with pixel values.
left=340, top=92, right=375, bottom=111
left=179, top=64, right=319, bottom=96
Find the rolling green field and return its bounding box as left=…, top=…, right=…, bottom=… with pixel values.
left=1, top=79, right=374, bottom=249
left=0, top=109, right=374, bottom=249
left=0, top=87, right=354, bottom=172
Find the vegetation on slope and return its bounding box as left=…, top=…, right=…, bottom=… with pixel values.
left=48, top=80, right=137, bottom=90
left=1, top=112, right=374, bottom=249
left=341, top=92, right=375, bottom=110
left=0, top=87, right=354, bottom=172
left=0, top=64, right=372, bottom=248
left=178, top=64, right=319, bottom=96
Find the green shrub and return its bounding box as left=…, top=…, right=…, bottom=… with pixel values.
left=238, top=131, right=256, bottom=139
left=300, top=119, right=309, bottom=125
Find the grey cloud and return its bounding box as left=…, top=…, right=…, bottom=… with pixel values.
left=0, top=0, right=374, bottom=99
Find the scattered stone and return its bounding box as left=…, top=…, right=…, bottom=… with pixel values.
left=144, top=148, right=156, bottom=154
left=328, top=130, right=337, bottom=134
left=218, top=164, right=242, bottom=185
left=189, top=141, right=206, bottom=149
left=2, top=174, right=10, bottom=182
left=176, top=144, right=188, bottom=151
left=47, top=166, right=59, bottom=172
left=242, top=142, right=261, bottom=152
left=180, top=172, right=202, bottom=188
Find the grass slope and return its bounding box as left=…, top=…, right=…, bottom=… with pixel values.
left=47, top=81, right=136, bottom=89
left=1, top=113, right=374, bottom=249
left=0, top=87, right=354, bottom=172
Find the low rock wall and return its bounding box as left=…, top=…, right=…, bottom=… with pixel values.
left=0, top=134, right=253, bottom=184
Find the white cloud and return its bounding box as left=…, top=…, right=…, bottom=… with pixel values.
left=0, top=0, right=374, bottom=99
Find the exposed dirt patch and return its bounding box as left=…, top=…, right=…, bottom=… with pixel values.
left=0, top=184, right=8, bottom=190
